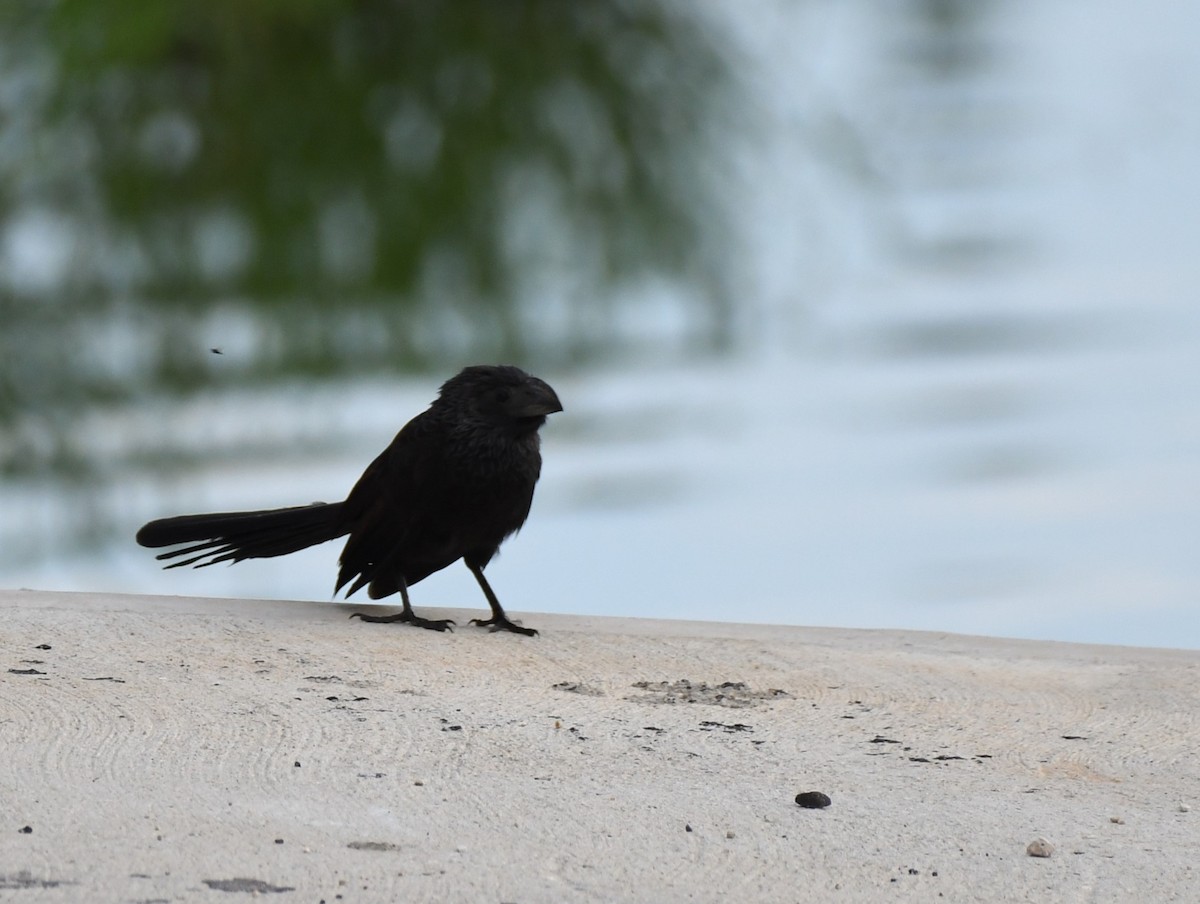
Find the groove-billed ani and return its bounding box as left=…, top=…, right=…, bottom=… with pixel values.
left=135, top=365, right=562, bottom=636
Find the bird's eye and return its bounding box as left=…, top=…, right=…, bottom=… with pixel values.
left=495, top=389, right=511, bottom=403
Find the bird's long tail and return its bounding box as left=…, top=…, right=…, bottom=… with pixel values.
left=136, top=502, right=348, bottom=569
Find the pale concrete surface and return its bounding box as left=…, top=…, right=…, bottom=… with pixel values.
left=1, top=589, right=1197, bottom=902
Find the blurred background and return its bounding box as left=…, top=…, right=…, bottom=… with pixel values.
left=2, top=0, right=1197, bottom=648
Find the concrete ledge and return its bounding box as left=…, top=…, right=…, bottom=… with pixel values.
left=2, top=589, right=1196, bottom=902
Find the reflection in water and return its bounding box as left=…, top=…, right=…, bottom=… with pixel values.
left=4, top=1, right=1200, bottom=648
left=832, top=1, right=1071, bottom=541
left=0, top=2, right=736, bottom=472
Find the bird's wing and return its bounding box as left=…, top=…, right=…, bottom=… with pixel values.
left=335, top=412, right=455, bottom=596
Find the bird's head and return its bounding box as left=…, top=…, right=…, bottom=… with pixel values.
left=438, top=364, right=563, bottom=435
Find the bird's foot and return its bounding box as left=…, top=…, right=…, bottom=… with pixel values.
left=350, top=610, right=455, bottom=632
left=468, top=615, right=538, bottom=637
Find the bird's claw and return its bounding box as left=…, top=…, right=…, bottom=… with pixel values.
left=468, top=616, right=538, bottom=637
left=350, top=611, right=456, bottom=632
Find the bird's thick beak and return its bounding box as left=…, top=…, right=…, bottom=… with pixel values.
left=514, top=378, right=563, bottom=418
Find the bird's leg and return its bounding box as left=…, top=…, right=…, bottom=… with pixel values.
left=349, top=577, right=455, bottom=632
left=466, top=561, right=538, bottom=636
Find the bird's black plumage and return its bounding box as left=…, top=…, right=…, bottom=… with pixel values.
left=136, top=365, right=562, bottom=635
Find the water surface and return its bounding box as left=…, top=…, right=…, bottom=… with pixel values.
left=6, top=0, right=1199, bottom=648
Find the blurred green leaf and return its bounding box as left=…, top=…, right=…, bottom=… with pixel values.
left=0, top=0, right=742, bottom=472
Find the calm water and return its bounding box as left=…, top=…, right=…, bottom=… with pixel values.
left=6, top=1, right=1199, bottom=648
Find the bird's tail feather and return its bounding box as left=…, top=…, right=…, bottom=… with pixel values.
left=136, top=502, right=348, bottom=569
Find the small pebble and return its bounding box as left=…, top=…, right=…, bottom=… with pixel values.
left=1109, top=816, right=1124, bottom=824
left=726, top=831, right=735, bottom=839
left=19, top=826, right=32, bottom=834
left=1026, top=838, right=1054, bottom=858
left=1179, top=803, right=1191, bottom=813
left=685, top=824, right=693, bottom=833
left=795, top=791, right=832, bottom=809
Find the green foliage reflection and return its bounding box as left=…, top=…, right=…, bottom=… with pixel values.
left=1, top=1, right=737, bottom=473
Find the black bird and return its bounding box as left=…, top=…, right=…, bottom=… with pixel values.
left=136, top=365, right=562, bottom=636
